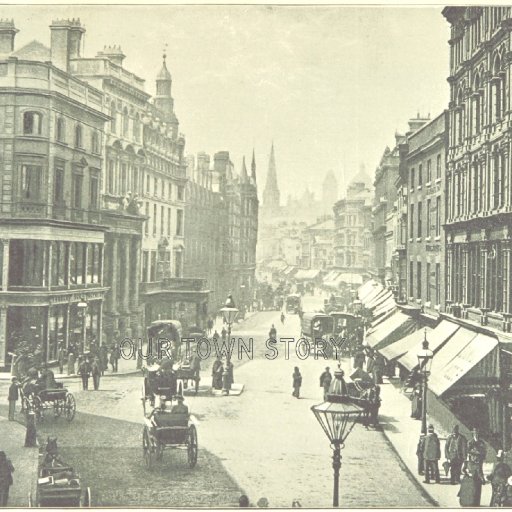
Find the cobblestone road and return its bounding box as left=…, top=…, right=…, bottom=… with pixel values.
left=0, top=302, right=433, bottom=507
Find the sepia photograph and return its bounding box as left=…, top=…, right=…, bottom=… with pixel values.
left=0, top=2, right=509, bottom=508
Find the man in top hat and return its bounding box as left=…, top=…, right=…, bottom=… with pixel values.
left=170, top=396, right=189, bottom=416
left=445, top=424, right=467, bottom=484
left=423, top=424, right=441, bottom=484
left=467, top=428, right=486, bottom=473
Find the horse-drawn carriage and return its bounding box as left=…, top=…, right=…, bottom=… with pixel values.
left=28, top=438, right=91, bottom=507
left=20, top=371, right=76, bottom=422
left=141, top=394, right=198, bottom=470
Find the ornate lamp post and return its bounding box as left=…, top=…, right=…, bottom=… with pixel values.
left=77, top=297, right=88, bottom=355
left=220, top=294, right=238, bottom=395
left=417, top=329, right=434, bottom=435
left=311, top=366, right=364, bottom=507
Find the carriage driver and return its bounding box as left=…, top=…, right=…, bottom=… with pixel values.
left=170, top=395, right=189, bottom=415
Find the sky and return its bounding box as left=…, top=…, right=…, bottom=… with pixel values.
left=1, top=5, right=450, bottom=202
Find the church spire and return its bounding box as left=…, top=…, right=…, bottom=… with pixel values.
left=262, top=141, right=280, bottom=216
left=241, top=156, right=248, bottom=183
left=251, top=148, right=256, bottom=183
left=155, top=44, right=175, bottom=123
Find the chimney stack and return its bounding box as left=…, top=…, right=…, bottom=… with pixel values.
left=50, top=18, right=85, bottom=72
left=0, top=19, right=18, bottom=54
left=96, top=45, right=125, bottom=67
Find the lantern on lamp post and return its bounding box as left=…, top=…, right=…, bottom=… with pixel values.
left=311, top=365, right=364, bottom=507
left=417, top=329, right=434, bottom=435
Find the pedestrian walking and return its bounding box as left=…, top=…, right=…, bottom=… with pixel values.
left=423, top=424, right=441, bottom=484
left=280, top=312, right=285, bottom=324
left=91, top=358, right=101, bottom=391
left=0, top=452, right=14, bottom=507
left=57, top=342, right=65, bottom=375
left=212, top=329, right=220, bottom=341
left=78, top=357, right=91, bottom=390
left=459, top=448, right=486, bottom=506
left=416, top=433, right=426, bottom=476
left=7, top=377, right=18, bottom=421
left=319, top=367, right=332, bottom=400
left=369, top=385, right=381, bottom=428
left=366, top=349, right=375, bottom=375
left=67, top=350, right=76, bottom=376
left=212, top=357, right=223, bottom=390
left=411, top=382, right=422, bottom=420
left=353, top=349, right=365, bottom=370
left=444, top=424, right=467, bottom=485
left=269, top=324, right=277, bottom=340
left=467, top=428, right=486, bottom=474
left=110, top=343, right=120, bottom=373
left=292, top=367, right=302, bottom=398
left=99, top=344, right=108, bottom=376
left=373, top=353, right=385, bottom=384
left=487, top=450, right=512, bottom=506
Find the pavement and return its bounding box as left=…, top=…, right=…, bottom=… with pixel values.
left=378, top=375, right=493, bottom=508
left=0, top=414, right=39, bottom=507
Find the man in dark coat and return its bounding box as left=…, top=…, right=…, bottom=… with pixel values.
left=416, top=434, right=426, bottom=476
left=78, top=358, right=91, bottom=390
left=445, top=424, right=467, bottom=484
left=319, top=367, right=332, bottom=400
left=423, top=424, right=441, bottom=484
left=459, top=447, right=486, bottom=506
left=373, top=354, right=386, bottom=384
left=354, top=349, right=365, bottom=370
left=467, top=428, right=486, bottom=473
left=212, top=357, right=223, bottom=390
left=8, top=378, right=18, bottom=421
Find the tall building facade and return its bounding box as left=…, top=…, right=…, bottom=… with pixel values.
left=443, top=7, right=512, bottom=329
left=405, top=112, right=448, bottom=318
left=333, top=171, right=373, bottom=277
left=0, top=19, right=110, bottom=367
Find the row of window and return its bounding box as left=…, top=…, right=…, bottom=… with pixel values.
left=408, top=261, right=441, bottom=304
left=409, top=155, right=442, bottom=188
left=20, top=164, right=99, bottom=210
left=109, top=102, right=142, bottom=142
left=448, top=152, right=509, bottom=220
left=143, top=202, right=184, bottom=237
left=141, top=249, right=182, bottom=282
left=409, top=196, right=442, bottom=238
left=23, top=112, right=101, bottom=154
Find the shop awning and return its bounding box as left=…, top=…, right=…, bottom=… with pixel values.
left=358, top=280, right=381, bottom=302
left=282, top=266, right=297, bottom=276
left=368, top=290, right=394, bottom=310
left=380, top=327, right=432, bottom=361
left=370, top=306, right=396, bottom=329
left=337, top=273, right=364, bottom=285
left=294, top=269, right=321, bottom=281
left=428, top=328, right=498, bottom=397
left=398, top=320, right=460, bottom=371
left=373, top=297, right=397, bottom=318
left=361, top=285, right=384, bottom=306
left=323, top=270, right=338, bottom=283
left=364, top=311, right=417, bottom=350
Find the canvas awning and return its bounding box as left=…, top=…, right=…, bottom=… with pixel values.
left=370, top=306, right=397, bottom=329
left=337, top=273, right=364, bottom=285
left=373, top=296, right=396, bottom=318
left=323, top=270, right=338, bottom=283
left=364, top=311, right=417, bottom=350
left=427, top=328, right=498, bottom=397
left=380, top=327, right=432, bottom=361
left=358, top=280, right=382, bottom=302
left=398, top=320, right=460, bottom=371
left=294, top=269, right=321, bottom=281
left=368, top=290, right=394, bottom=310
left=361, top=285, right=385, bottom=306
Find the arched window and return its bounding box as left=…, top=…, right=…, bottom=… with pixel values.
left=23, top=111, right=42, bottom=135
left=491, top=54, right=503, bottom=123
left=122, top=107, right=129, bottom=137
left=471, top=74, right=482, bottom=135
left=456, top=88, right=465, bottom=144
left=56, top=116, right=65, bottom=142
left=91, top=131, right=99, bottom=154
left=75, top=124, right=83, bottom=148
left=110, top=101, right=116, bottom=133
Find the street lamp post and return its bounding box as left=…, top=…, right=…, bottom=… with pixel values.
left=220, top=294, right=239, bottom=396
left=77, top=297, right=88, bottom=355
left=311, top=365, right=364, bottom=507
left=417, top=329, right=434, bottom=435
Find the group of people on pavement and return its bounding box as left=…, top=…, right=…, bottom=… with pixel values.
left=415, top=423, right=512, bottom=506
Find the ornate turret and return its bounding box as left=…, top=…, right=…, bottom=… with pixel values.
left=154, top=48, right=175, bottom=123
left=241, top=156, right=248, bottom=183
left=251, top=148, right=257, bottom=185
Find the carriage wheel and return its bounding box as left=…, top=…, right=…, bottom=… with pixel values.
left=80, top=487, right=92, bottom=507
left=142, top=427, right=154, bottom=469
left=187, top=424, right=198, bottom=468
left=65, top=393, right=76, bottom=422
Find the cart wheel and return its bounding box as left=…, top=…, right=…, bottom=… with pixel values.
left=82, top=487, right=92, bottom=507
left=187, top=424, right=198, bottom=468
left=65, top=393, right=76, bottom=422
left=28, top=492, right=33, bottom=507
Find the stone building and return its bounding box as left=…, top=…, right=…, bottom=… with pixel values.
left=405, top=112, right=447, bottom=319
left=0, top=19, right=110, bottom=367
left=300, top=217, right=335, bottom=270
left=333, top=170, right=373, bottom=281
left=372, top=139, right=402, bottom=284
